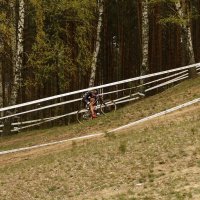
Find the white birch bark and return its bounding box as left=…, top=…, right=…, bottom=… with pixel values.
left=89, top=0, right=104, bottom=87
left=141, top=0, right=149, bottom=75
left=5, top=0, right=17, bottom=107
left=175, top=0, right=195, bottom=65
left=10, top=0, right=25, bottom=106
left=187, top=24, right=195, bottom=64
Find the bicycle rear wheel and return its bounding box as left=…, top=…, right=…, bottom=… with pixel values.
left=100, top=99, right=116, bottom=115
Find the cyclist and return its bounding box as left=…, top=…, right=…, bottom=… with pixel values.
left=82, top=89, right=99, bottom=118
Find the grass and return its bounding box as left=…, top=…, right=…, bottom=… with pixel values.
left=0, top=77, right=200, bottom=199
left=0, top=103, right=200, bottom=199
left=0, top=76, right=200, bottom=151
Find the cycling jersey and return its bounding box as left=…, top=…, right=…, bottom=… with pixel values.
left=83, top=91, right=98, bottom=104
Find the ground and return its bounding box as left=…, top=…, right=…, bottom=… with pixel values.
left=0, top=77, right=200, bottom=199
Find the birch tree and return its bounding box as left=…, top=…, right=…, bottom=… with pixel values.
left=175, top=0, right=195, bottom=65
left=139, top=0, right=149, bottom=92
left=152, top=0, right=195, bottom=65
left=141, top=0, right=149, bottom=75
left=89, top=0, right=104, bottom=87
left=10, top=0, right=25, bottom=106
left=1, top=0, right=24, bottom=135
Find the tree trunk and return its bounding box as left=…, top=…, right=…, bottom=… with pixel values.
left=3, top=0, right=25, bottom=135
left=89, top=0, right=104, bottom=87
left=10, top=0, right=25, bottom=106
left=175, top=0, right=195, bottom=65
left=0, top=61, right=3, bottom=107
left=141, top=0, right=149, bottom=75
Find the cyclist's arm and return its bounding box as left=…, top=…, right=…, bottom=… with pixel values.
left=83, top=92, right=91, bottom=104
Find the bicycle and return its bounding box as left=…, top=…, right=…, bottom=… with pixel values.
left=76, top=95, right=116, bottom=124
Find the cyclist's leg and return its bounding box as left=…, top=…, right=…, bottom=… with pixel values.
left=90, top=98, right=96, bottom=118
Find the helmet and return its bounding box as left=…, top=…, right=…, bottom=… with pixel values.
left=92, top=89, right=98, bottom=94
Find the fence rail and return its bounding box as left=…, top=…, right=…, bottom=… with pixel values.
left=0, top=63, right=199, bottom=133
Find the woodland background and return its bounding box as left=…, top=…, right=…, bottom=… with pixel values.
left=0, top=0, right=200, bottom=108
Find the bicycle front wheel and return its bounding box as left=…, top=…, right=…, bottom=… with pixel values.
left=100, top=99, right=116, bottom=115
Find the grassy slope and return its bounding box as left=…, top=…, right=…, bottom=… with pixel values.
left=0, top=77, right=200, bottom=199
left=0, top=76, right=200, bottom=151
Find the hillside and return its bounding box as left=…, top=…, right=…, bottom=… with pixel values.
left=0, top=76, right=200, bottom=199
left=0, top=76, right=200, bottom=151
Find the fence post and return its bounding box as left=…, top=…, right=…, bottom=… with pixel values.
left=2, top=111, right=12, bottom=135
left=188, top=67, right=197, bottom=78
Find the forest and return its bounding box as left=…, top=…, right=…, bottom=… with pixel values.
left=0, top=0, right=200, bottom=108
left=1, top=1, right=200, bottom=198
